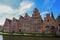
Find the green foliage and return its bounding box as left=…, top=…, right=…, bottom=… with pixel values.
left=0, top=25, right=3, bottom=32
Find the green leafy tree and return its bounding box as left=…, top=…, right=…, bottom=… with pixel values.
left=0, top=25, right=3, bottom=32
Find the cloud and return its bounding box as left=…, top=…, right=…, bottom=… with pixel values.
left=41, top=11, right=49, bottom=15
left=41, top=11, right=49, bottom=19
left=0, top=4, right=15, bottom=14
left=0, top=0, right=34, bottom=25
left=0, top=0, right=34, bottom=15
left=18, top=0, right=34, bottom=15
left=0, top=18, right=5, bottom=25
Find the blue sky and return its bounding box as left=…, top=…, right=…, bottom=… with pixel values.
left=0, top=0, right=60, bottom=25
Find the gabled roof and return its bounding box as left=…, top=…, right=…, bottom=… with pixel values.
left=13, top=17, right=19, bottom=24
left=4, top=18, right=12, bottom=26
left=32, top=8, right=40, bottom=17
left=25, top=13, right=29, bottom=17
left=33, top=8, right=39, bottom=13
left=19, top=15, right=24, bottom=19
left=58, top=14, right=60, bottom=17
left=6, top=18, right=12, bottom=22
left=56, top=14, right=60, bottom=20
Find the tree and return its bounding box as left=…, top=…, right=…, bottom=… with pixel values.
left=0, top=25, right=3, bottom=32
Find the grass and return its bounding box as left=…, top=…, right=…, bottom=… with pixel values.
left=0, top=32, right=60, bottom=37
left=0, top=32, right=8, bottom=35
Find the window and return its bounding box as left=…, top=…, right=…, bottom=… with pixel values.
left=46, top=26, right=49, bottom=28
left=47, top=20, right=49, bottom=22
left=12, top=30, right=15, bottom=33
left=33, top=26, right=38, bottom=32
left=58, top=24, right=60, bottom=26
left=19, top=29, right=21, bottom=32
left=34, top=27, right=38, bottom=32
left=45, top=26, right=54, bottom=30
left=37, top=24, right=41, bottom=29
left=37, top=26, right=40, bottom=29
left=50, top=26, right=54, bottom=30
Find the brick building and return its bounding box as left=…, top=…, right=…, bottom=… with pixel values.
left=56, top=15, right=60, bottom=35
left=43, top=13, right=57, bottom=34
left=3, top=8, right=60, bottom=34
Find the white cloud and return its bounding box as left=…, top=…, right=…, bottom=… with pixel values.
left=0, top=19, right=5, bottom=25
left=0, top=4, right=14, bottom=25
left=41, top=11, right=49, bottom=19
left=0, top=0, right=34, bottom=15
left=0, top=0, right=34, bottom=25
left=0, top=4, right=15, bottom=14
left=18, top=0, right=34, bottom=15
left=41, top=11, right=49, bottom=15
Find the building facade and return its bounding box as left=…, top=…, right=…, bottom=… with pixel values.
left=3, top=8, right=60, bottom=34
left=56, top=15, right=60, bottom=35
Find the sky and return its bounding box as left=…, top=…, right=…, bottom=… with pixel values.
left=0, top=0, right=60, bottom=25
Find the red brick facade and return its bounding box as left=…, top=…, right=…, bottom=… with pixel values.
left=56, top=15, right=60, bottom=35
left=3, top=8, right=60, bottom=34
left=43, top=14, right=57, bottom=34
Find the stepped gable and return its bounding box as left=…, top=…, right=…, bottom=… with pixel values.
left=25, top=13, right=31, bottom=18
left=19, top=15, right=24, bottom=25
left=13, top=18, right=19, bottom=23
left=32, top=8, right=42, bottom=20
left=33, top=8, right=39, bottom=13
left=21, top=13, right=31, bottom=33
left=19, top=15, right=24, bottom=23
left=25, top=13, right=29, bottom=17
left=10, top=17, right=19, bottom=32
left=56, top=14, right=60, bottom=35
left=6, top=18, right=12, bottom=23
left=19, top=15, right=24, bottom=32
left=32, top=8, right=41, bottom=18
left=43, top=13, right=57, bottom=34
left=32, top=8, right=43, bottom=22
left=24, top=13, right=31, bottom=20
left=56, top=14, right=60, bottom=22
left=3, top=18, right=12, bottom=32
left=19, top=15, right=24, bottom=19
left=3, top=8, right=60, bottom=34
left=13, top=17, right=19, bottom=25
left=56, top=14, right=60, bottom=27
left=31, top=8, right=43, bottom=33
left=4, top=18, right=12, bottom=26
